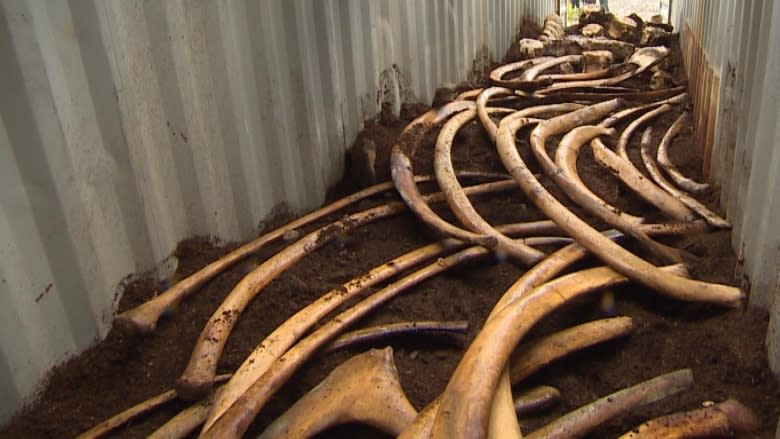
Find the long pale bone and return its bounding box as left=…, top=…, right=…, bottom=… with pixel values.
left=526, top=369, right=694, bottom=439
left=526, top=100, right=684, bottom=263
left=535, top=46, right=670, bottom=95
left=475, top=87, right=584, bottom=142
left=639, top=126, right=731, bottom=228
left=74, top=374, right=231, bottom=439
left=514, top=385, right=561, bottom=416
left=431, top=263, right=690, bottom=438
left=656, top=112, right=711, bottom=194
left=615, top=103, right=672, bottom=160
left=554, top=125, right=645, bottom=224
left=390, top=101, right=506, bottom=249
left=200, top=243, right=515, bottom=439
left=113, top=170, right=501, bottom=335
left=258, top=347, right=416, bottom=439
left=496, top=98, right=742, bottom=306
left=617, top=398, right=760, bottom=438
left=439, top=105, right=581, bottom=264
left=401, top=223, right=707, bottom=439
left=202, top=221, right=561, bottom=431
left=176, top=179, right=518, bottom=401
left=520, top=55, right=583, bottom=82
left=509, top=317, right=634, bottom=384
left=324, top=320, right=469, bottom=353
left=489, top=57, right=555, bottom=89
left=589, top=100, right=697, bottom=222
left=558, top=99, right=690, bottom=223
left=147, top=399, right=212, bottom=439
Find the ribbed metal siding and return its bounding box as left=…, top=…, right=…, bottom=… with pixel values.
left=0, top=0, right=553, bottom=423
left=671, top=0, right=780, bottom=378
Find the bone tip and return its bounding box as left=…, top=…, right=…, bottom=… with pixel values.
left=716, top=399, right=760, bottom=433
left=112, top=314, right=156, bottom=336
left=175, top=377, right=214, bottom=402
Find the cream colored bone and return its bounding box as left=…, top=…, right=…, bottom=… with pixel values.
left=430, top=264, right=690, bottom=438
left=398, top=223, right=710, bottom=439
left=527, top=100, right=682, bottom=263
left=520, top=55, right=583, bottom=82
left=489, top=57, right=554, bottom=89
left=113, top=173, right=479, bottom=336
left=639, top=126, right=730, bottom=228
left=510, top=317, right=635, bottom=384
left=656, top=112, right=711, bottom=193
left=390, top=101, right=503, bottom=249
left=496, top=98, right=741, bottom=307
left=554, top=124, right=646, bottom=224
left=475, top=88, right=583, bottom=142
left=440, top=104, right=582, bottom=265
left=201, top=243, right=535, bottom=438
left=535, top=46, right=669, bottom=95
left=589, top=97, right=697, bottom=222
left=176, top=179, right=518, bottom=401
left=527, top=369, right=694, bottom=438
left=200, top=216, right=555, bottom=431
left=618, top=398, right=760, bottom=438
left=258, top=348, right=417, bottom=439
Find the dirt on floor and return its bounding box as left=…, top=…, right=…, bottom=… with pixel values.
left=3, top=21, right=780, bottom=439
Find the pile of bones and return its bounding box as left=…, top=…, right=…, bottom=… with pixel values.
left=80, top=7, right=760, bottom=439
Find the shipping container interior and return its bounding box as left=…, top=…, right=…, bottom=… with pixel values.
left=0, top=0, right=778, bottom=435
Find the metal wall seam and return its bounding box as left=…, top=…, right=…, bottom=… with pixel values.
left=0, top=0, right=554, bottom=424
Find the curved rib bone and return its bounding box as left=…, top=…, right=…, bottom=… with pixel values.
left=439, top=105, right=581, bottom=264
left=258, top=347, right=417, bottom=439
left=510, top=316, right=635, bottom=384
left=615, top=103, right=673, bottom=160
left=535, top=47, right=670, bottom=96
left=554, top=124, right=645, bottom=224
left=489, top=57, right=554, bottom=90
left=324, top=320, right=469, bottom=353
left=202, top=220, right=558, bottom=431
left=588, top=101, right=697, bottom=222
left=113, top=171, right=501, bottom=335
left=147, top=399, right=212, bottom=439
left=618, top=398, right=760, bottom=438
left=520, top=55, right=583, bottom=82
left=526, top=369, right=694, bottom=439
left=527, top=100, right=683, bottom=263
left=514, top=385, right=561, bottom=416
left=639, top=126, right=731, bottom=228
left=475, top=88, right=584, bottom=142
left=201, top=243, right=527, bottom=439
left=74, top=374, right=231, bottom=439
left=391, top=101, right=501, bottom=248
left=656, top=112, right=711, bottom=194
left=430, top=263, right=689, bottom=439
left=177, top=179, right=517, bottom=402
left=400, top=222, right=712, bottom=439
left=496, top=99, right=741, bottom=306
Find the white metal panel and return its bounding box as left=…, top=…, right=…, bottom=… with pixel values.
left=671, top=0, right=780, bottom=382
left=0, top=0, right=553, bottom=424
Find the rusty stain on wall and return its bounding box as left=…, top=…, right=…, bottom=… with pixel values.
left=681, top=23, right=720, bottom=178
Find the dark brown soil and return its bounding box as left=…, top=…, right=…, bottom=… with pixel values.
left=3, top=33, right=779, bottom=439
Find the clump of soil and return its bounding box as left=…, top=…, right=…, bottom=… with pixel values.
left=3, top=23, right=779, bottom=439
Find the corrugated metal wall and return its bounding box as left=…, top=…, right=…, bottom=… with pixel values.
left=671, top=0, right=780, bottom=377
left=0, top=0, right=553, bottom=424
